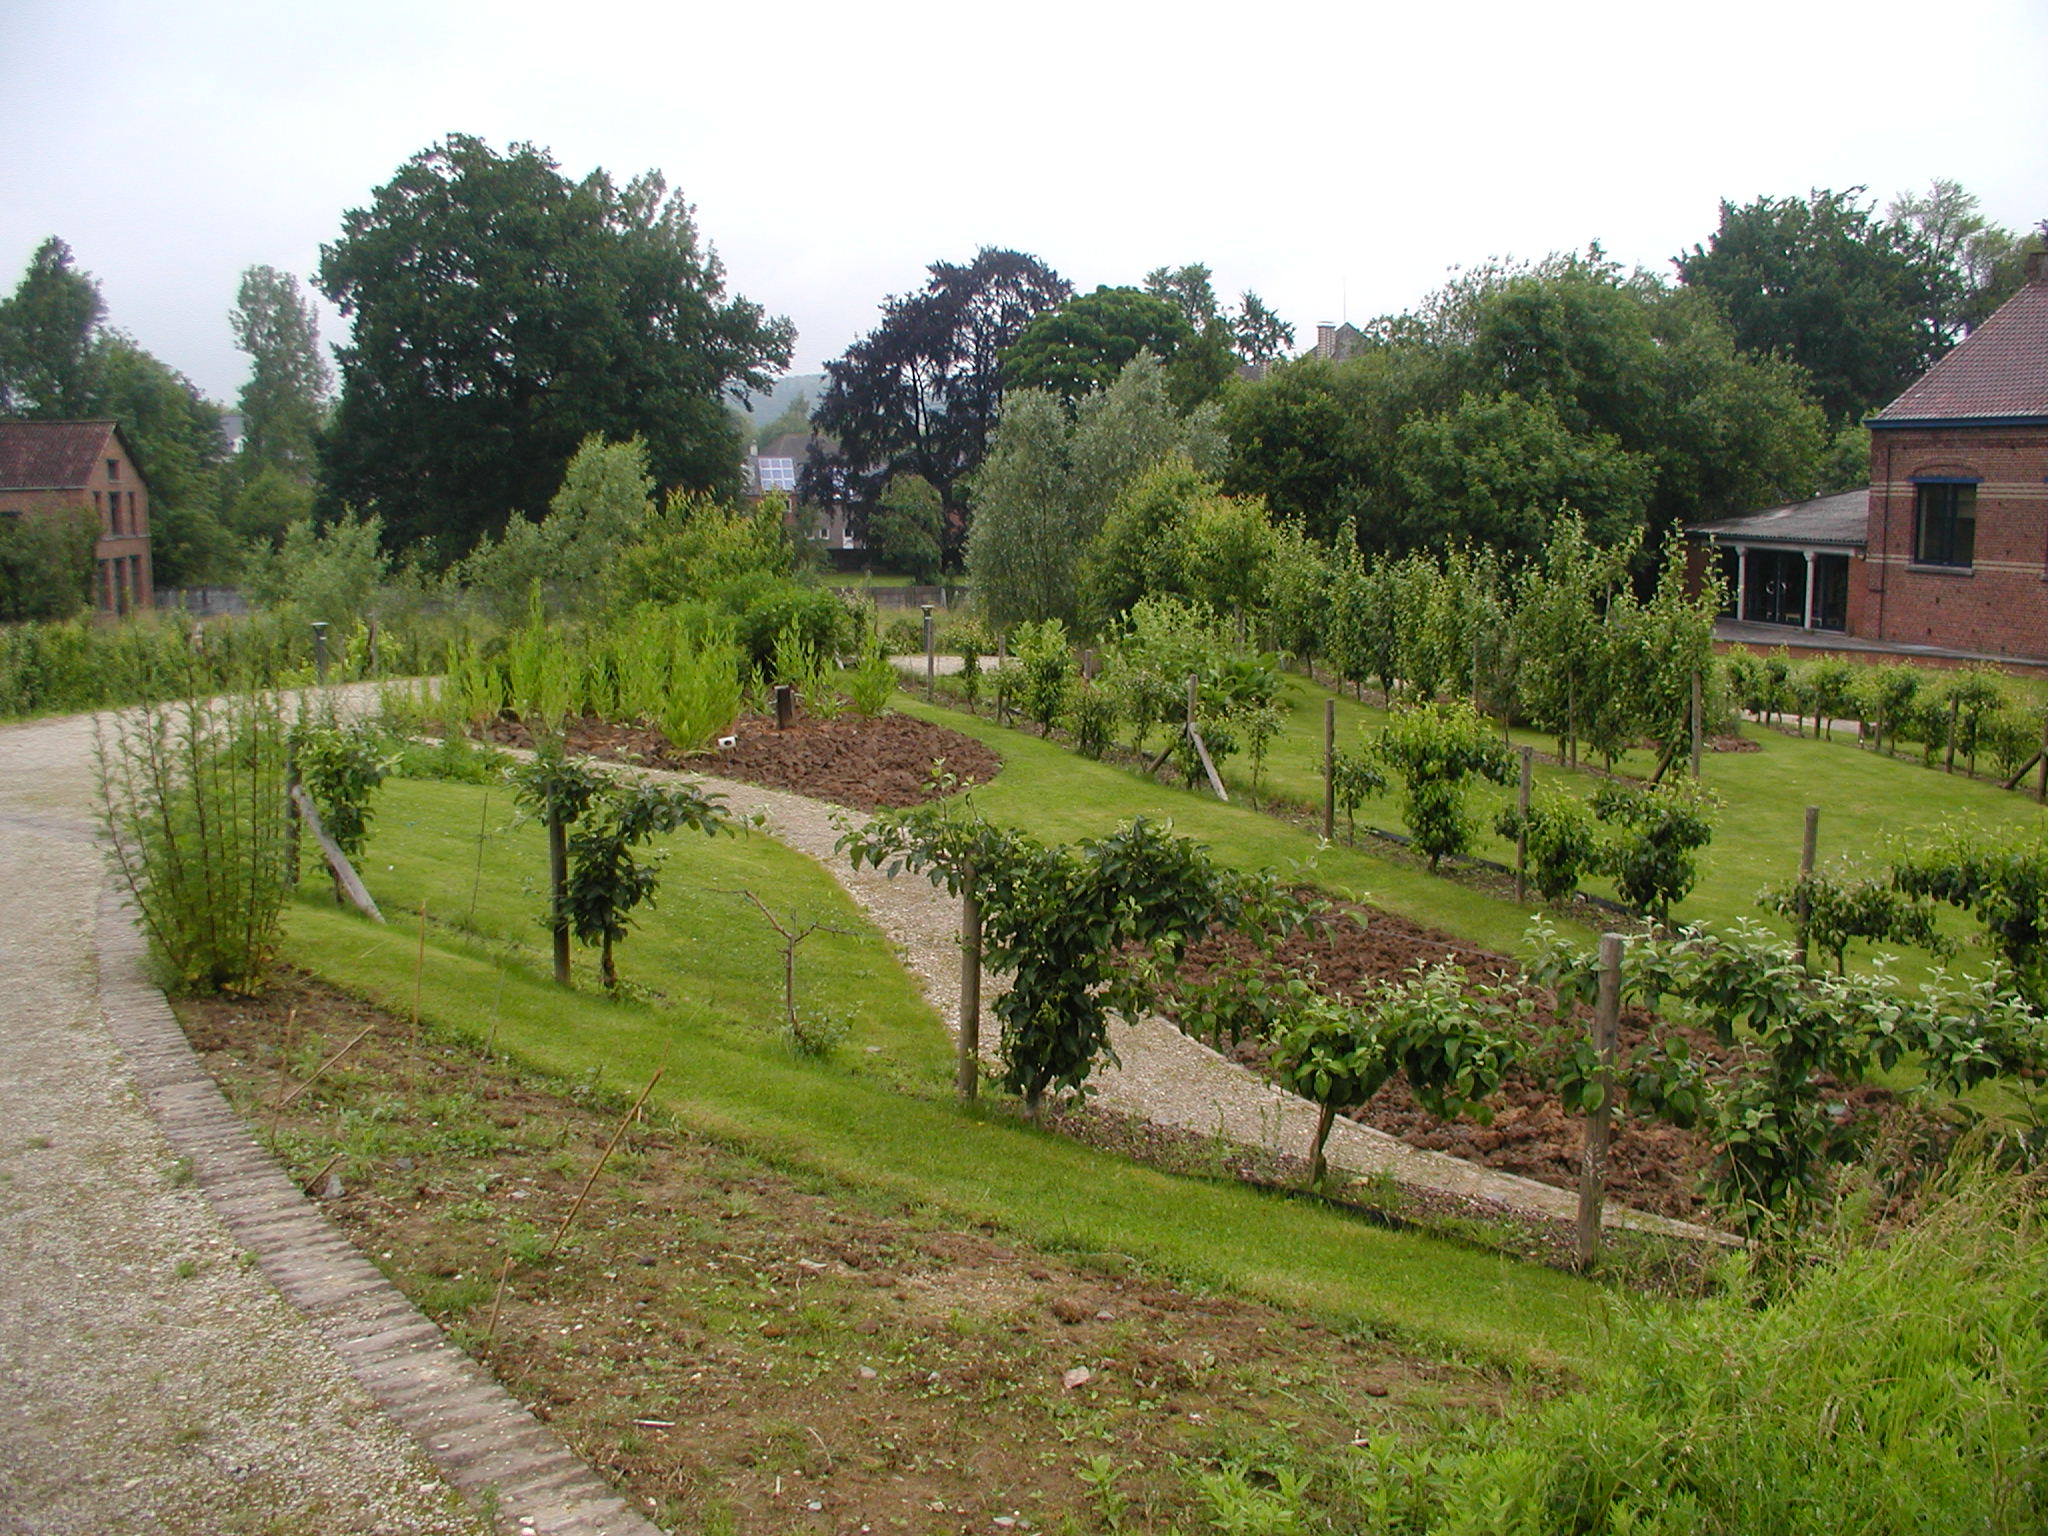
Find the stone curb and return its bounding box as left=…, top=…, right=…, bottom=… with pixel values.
left=94, top=886, right=666, bottom=1536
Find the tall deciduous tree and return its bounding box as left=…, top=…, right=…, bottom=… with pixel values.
left=968, top=354, right=1223, bottom=630
left=811, top=248, right=1069, bottom=564
left=868, top=473, right=944, bottom=583
left=1676, top=188, right=1941, bottom=423
left=0, top=236, right=106, bottom=418
left=1224, top=252, right=1827, bottom=560
left=230, top=266, right=331, bottom=484
left=317, top=135, right=793, bottom=558
left=1001, top=286, right=1193, bottom=402
left=95, top=336, right=235, bottom=585
left=1887, top=179, right=2041, bottom=339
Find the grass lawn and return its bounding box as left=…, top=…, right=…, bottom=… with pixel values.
left=292, top=777, right=1613, bottom=1372
left=913, top=672, right=2048, bottom=980
left=897, top=695, right=1564, bottom=957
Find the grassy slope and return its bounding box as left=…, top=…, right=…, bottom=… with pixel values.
left=900, top=695, right=1558, bottom=956
left=915, top=673, right=2048, bottom=973
left=291, top=778, right=1609, bottom=1371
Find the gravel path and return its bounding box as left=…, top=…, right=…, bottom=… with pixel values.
left=0, top=703, right=674, bottom=1536
left=680, top=770, right=1725, bottom=1244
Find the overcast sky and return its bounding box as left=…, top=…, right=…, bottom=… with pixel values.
left=3, top=0, right=2043, bottom=408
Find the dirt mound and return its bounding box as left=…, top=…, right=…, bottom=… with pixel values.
left=478, top=709, right=1003, bottom=812
left=685, top=711, right=1003, bottom=811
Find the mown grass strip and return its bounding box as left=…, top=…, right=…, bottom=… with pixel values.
left=290, top=778, right=1613, bottom=1371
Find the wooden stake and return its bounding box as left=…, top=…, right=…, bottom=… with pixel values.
left=959, top=865, right=981, bottom=1102
left=277, top=1023, right=377, bottom=1111
left=287, top=782, right=382, bottom=921
left=548, top=1068, right=664, bottom=1260
left=485, top=1255, right=514, bottom=1354
left=548, top=805, right=570, bottom=986
left=300, top=1149, right=346, bottom=1198
left=1322, top=698, right=1336, bottom=843
left=1794, top=805, right=1820, bottom=971
left=1574, top=933, right=1623, bottom=1270
left=1515, top=746, right=1533, bottom=903
left=1689, top=669, right=1704, bottom=779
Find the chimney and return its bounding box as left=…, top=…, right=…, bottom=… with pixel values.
left=1315, top=323, right=1336, bottom=359
left=2027, top=249, right=2048, bottom=286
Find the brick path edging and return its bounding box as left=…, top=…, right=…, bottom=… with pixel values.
left=95, top=887, right=666, bottom=1536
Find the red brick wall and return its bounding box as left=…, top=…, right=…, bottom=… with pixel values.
left=1864, top=424, right=2048, bottom=659
left=0, top=432, right=155, bottom=614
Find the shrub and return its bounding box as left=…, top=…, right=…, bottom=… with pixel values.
left=1012, top=617, right=1075, bottom=735
left=290, top=718, right=392, bottom=861
left=1069, top=680, right=1119, bottom=759
left=1369, top=700, right=1514, bottom=869
left=1592, top=781, right=1715, bottom=925
left=97, top=692, right=293, bottom=994
left=1496, top=792, right=1600, bottom=902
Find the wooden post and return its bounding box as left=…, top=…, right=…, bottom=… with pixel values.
left=311, top=621, right=329, bottom=685
left=1689, top=669, right=1704, bottom=779
left=1515, top=745, right=1533, bottom=903
left=287, top=781, right=383, bottom=922
left=1575, top=932, right=1624, bottom=1270
left=548, top=805, right=571, bottom=986
left=1322, top=697, right=1336, bottom=842
left=1794, top=804, right=1820, bottom=971
left=1186, top=675, right=1228, bottom=801
left=1946, top=696, right=1960, bottom=773
left=958, top=865, right=981, bottom=1102
left=922, top=603, right=936, bottom=701
left=774, top=683, right=794, bottom=730
left=2038, top=715, right=2048, bottom=804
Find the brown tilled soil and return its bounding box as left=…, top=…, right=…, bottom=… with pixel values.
left=479, top=709, right=1003, bottom=812
left=180, top=979, right=1515, bottom=1536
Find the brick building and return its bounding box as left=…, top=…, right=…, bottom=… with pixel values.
left=0, top=419, right=154, bottom=615
left=1698, top=257, right=2048, bottom=660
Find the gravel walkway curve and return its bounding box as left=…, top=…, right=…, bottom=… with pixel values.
left=679, top=769, right=1726, bottom=1245
left=0, top=707, right=658, bottom=1536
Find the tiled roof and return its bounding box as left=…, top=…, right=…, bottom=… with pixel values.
left=0, top=419, right=118, bottom=491
left=1873, top=275, right=2048, bottom=424
left=1693, top=487, right=1869, bottom=549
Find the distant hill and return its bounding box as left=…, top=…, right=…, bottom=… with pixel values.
left=741, top=373, right=827, bottom=423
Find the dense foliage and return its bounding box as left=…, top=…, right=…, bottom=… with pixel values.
left=317, top=134, right=793, bottom=558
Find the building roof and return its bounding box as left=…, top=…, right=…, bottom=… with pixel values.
left=1693, top=487, right=1870, bottom=549
left=1872, top=267, right=2048, bottom=426
left=0, top=419, right=122, bottom=491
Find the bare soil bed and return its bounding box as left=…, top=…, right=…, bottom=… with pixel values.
left=180, top=979, right=1510, bottom=1535
left=479, top=709, right=1003, bottom=813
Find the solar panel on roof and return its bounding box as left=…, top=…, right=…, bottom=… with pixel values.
left=757, top=458, right=797, bottom=490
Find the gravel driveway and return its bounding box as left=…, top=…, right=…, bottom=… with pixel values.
left=0, top=709, right=490, bottom=1536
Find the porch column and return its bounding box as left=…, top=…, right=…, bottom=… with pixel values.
left=1736, top=546, right=1749, bottom=621
left=1802, top=549, right=1817, bottom=631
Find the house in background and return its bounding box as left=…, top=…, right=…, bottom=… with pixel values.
left=0, top=419, right=154, bottom=615
left=1697, top=255, right=2048, bottom=663
left=748, top=430, right=861, bottom=555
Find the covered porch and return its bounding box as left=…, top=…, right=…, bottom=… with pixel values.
left=1693, top=488, right=1868, bottom=636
